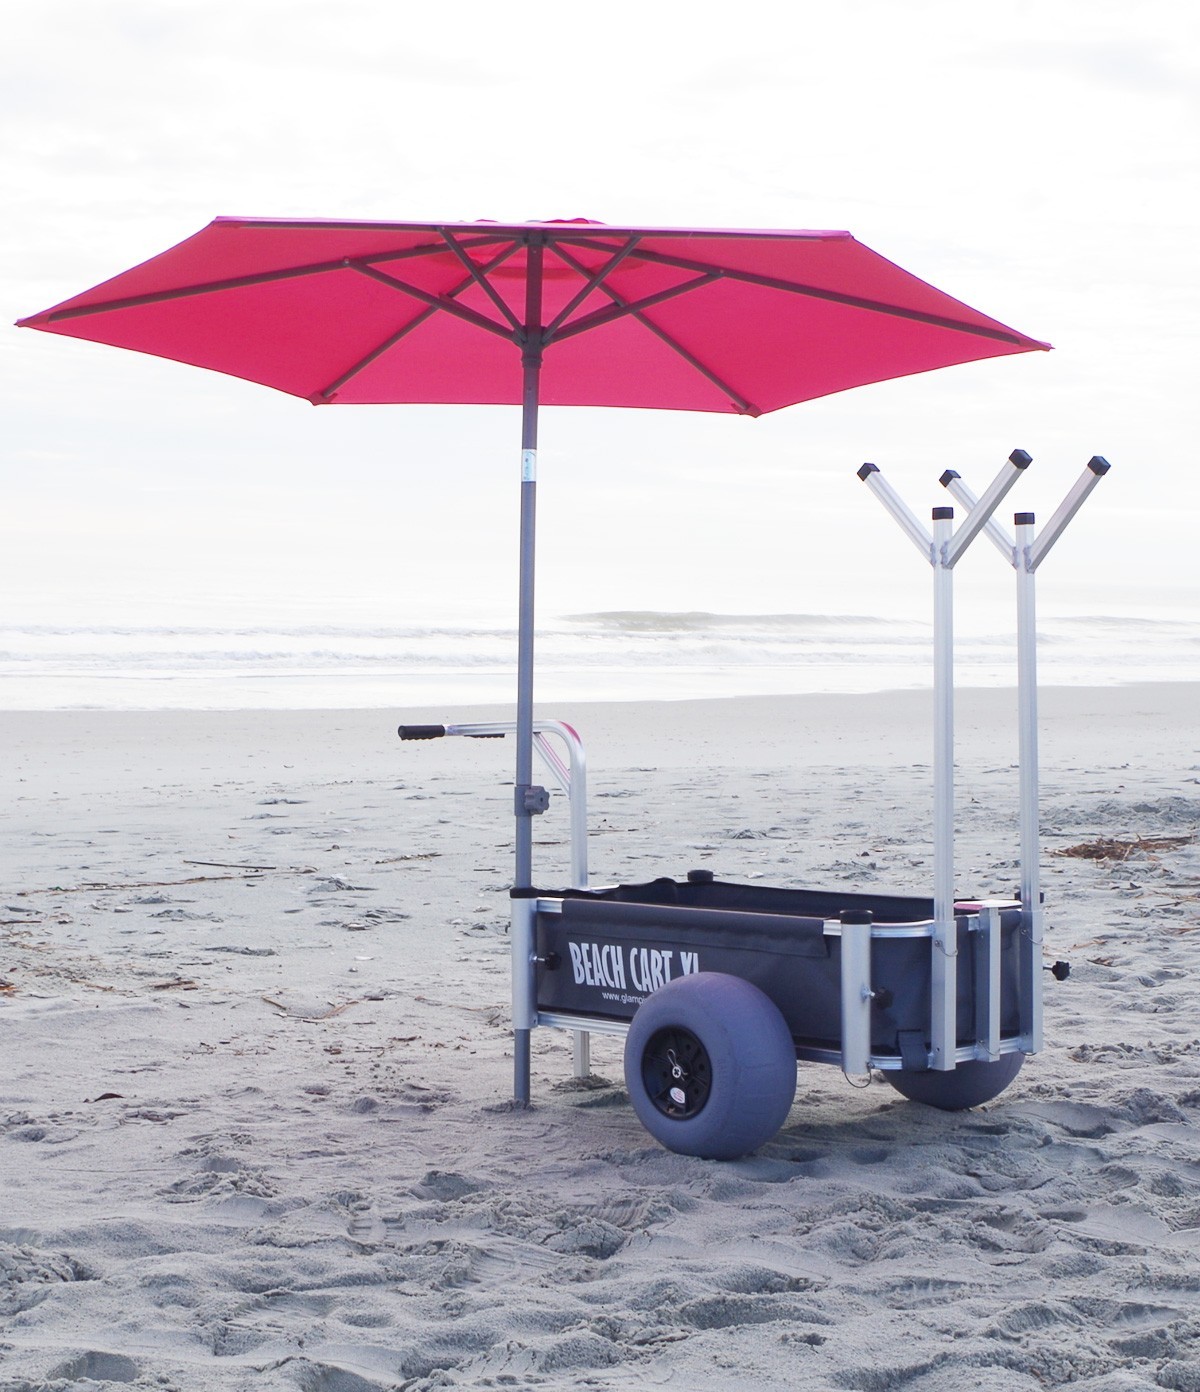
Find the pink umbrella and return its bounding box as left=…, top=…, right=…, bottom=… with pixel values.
left=19, top=217, right=1045, bottom=411
left=19, top=216, right=1048, bottom=1096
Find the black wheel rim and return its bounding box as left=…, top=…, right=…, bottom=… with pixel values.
left=642, top=1026, right=712, bottom=1120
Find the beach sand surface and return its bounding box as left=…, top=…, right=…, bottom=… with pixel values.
left=2, top=685, right=1199, bottom=1391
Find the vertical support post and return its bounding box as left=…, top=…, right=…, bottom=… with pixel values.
left=931, top=507, right=958, bottom=1069
left=557, top=729, right=589, bottom=891
left=1015, top=511, right=1044, bottom=1052
left=860, top=456, right=1031, bottom=1073
left=546, top=721, right=593, bottom=1078
left=941, top=456, right=1108, bottom=1059
left=511, top=234, right=545, bottom=1105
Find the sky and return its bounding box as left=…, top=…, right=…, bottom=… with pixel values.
left=2, top=0, right=1197, bottom=633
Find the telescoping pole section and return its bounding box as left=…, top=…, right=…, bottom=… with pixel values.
left=858, top=450, right=1028, bottom=1069
left=941, top=455, right=1110, bottom=1052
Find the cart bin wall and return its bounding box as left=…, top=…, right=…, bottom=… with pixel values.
left=533, top=879, right=1025, bottom=1059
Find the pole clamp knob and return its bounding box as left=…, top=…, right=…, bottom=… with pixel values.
left=518, top=784, right=551, bottom=815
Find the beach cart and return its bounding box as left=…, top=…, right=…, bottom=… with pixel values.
left=401, top=450, right=1107, bottom=1159
left=21, top=218, right=1075, bottom=1158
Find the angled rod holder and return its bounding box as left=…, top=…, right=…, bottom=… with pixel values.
left=943, top=449, right=1030, bottom=567
left=857, top=463, right=934, bottom=561
left=1030, top=456, right=1111, bottom=571
left=859, top=450, right=1029, bottom=1069
left=940, top=455, right=1110, bottom=1054
left=940, top=468, right=1017, bottom=563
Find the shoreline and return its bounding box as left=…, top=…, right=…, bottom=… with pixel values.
left=3, top=675, right=1197, bottom=715
left=7, top=679, right=1197, bottom=773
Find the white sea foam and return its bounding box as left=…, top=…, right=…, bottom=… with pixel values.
left=2, top=607, right=1197, bottom=710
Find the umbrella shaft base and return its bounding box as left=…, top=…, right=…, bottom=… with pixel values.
left=514, top=1029, right=531, bottom=1103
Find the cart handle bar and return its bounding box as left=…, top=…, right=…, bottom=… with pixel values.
left=399, top=724, right=502, bottom=740
left=397, top=719, right=589, bottom=890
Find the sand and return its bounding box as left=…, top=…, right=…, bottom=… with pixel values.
left=2, top=685, right=1199, bottom=1391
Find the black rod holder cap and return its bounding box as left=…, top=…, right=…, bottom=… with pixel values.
left=1010, top=449, right=1033, bottom=468
left=1088, top=456, right=1112, bottom=475
left=939, top=469, right=961, bottom=487
left=932, top=506, right=954, bottom=520
left=840, top=908, right=874, bottom=925
left=1014, top=511, right=1036, bottom=526
left=857, top=463, right=879, bottom=480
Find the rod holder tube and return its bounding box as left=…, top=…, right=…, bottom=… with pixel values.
left=839, top=911, right=874, bottom=1077
left=931, top=508, right=957, bottom=1069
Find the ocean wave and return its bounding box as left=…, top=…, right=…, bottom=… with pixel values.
left=563, top=610, right=901, bottom=633
left=2, top=609, right=1198, bottom=710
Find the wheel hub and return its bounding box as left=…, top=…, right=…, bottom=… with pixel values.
left=642, top=1026, right=712, bottom=1120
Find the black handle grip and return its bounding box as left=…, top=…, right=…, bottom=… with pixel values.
left=397, top=724, right=447, bottom=741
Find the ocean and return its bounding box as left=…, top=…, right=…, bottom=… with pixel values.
left=2, top=608, right=1197, bottom=711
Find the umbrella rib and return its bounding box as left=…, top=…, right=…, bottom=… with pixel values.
left=32, top=258, right=360, bottom=324
left=314, top=244, right=527, bottom=401
left=547, top=272, right=722, bottom=344
left=440, top=230, right=524, bottom=335
left=631, top=310, right=760, bottom=415
left=310, top=311, right=436, bottom=403
left=566, top=236, right=1035, bottom=346
left=347, top=262, right=517, bottom=339
left=551, top=245, right=758, bottom=414
left=28, top=238, right=519, bottom=328
left=542, top=236, right=643, bottom=340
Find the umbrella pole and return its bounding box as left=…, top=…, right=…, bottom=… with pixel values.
left=514, top=394, right=540, bottom=890
left=512, top=237, right=545, bottom=1104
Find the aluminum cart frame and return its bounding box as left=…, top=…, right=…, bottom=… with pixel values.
left=400, top=449, right=1108, bottom=1157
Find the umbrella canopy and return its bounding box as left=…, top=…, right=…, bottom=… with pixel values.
left=19, top=217, right=1049, bottom=1103
left=18, top=217, right=1048, bottom=413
